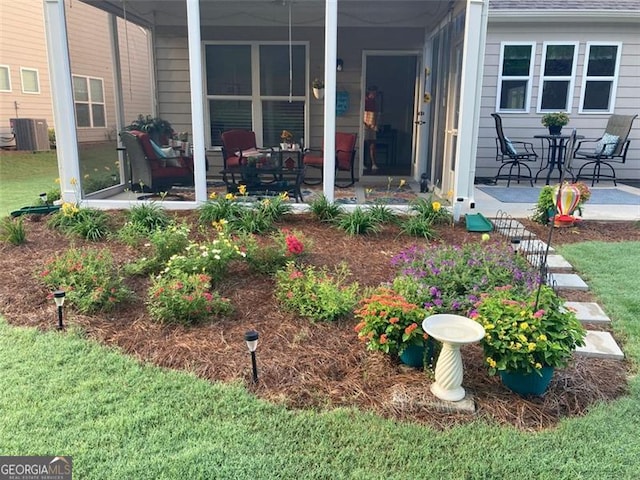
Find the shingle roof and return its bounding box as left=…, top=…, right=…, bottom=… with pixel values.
left=489, top=0, right=640, bottom=10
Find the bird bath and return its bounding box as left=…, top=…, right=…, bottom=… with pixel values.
left=422, top=314, right=485, bottom=402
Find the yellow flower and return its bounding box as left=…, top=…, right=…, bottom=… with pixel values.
left=238, top=184, right=247, bottom=195
left=366, top=188, right=373, bottom=195
left=486, top=357, right=497, bottom=368
left=61, top=202, right=79, bottom=217
left=55, top=178, right=60, bottom=184
left=520, top=322, right=529, bottom=330
left=70, top=177, right=78, bottom=186
left=528, top=342, right=537, bottom=352
left=518, top=334, right=527, bottom=343
left=432, top=201, right=441, bottom=212
left=484, top=323, right=495, bottom=330
left=447, top=189, right=453, bottom=199
left=225, top=193, right=235, bottom=200
left=481, top=233, right=490, bottom=242
left=534, top=363, right=542, bottom=370
left=399, top=179, right=406, bottom=188
left=538, top=334, right=547, bottom=342
left=279, top=191, right=289, bottom=200
left=209, top=192, right=217, bottom=199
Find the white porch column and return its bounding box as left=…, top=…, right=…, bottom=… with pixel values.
left=322, top=0, right=338, bottom=202
left=185, top=0, right=207, bottom=203
left=454, top=0, right=489, bottom=207
left=43, top=0, right=81, bottom=204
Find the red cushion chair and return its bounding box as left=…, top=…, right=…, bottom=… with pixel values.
left=120, top=130, right=194, bottom=193
left=302, top=132, right=357, bottom=187
left=221, top=129, right=262, bottom=168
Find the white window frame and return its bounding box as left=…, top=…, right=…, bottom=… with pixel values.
left=579, top=42, right=622, bottom=114
left=20, top=67, right=40, bottom=94
left=204, top=41, right=309, bottom=148
left=72, top=75, right=106, bottom=128
left=536, top=42, right=578, bottom=114
left=0, top=65, right=11, bottom=92
left=496, top=42, right=536, bottom=113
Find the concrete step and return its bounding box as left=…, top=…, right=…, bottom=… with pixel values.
left=564, top=301, right=611, bottom=324
left=548, top=273, right=589, bottom=291
left=520, top=238, right=554, bottom=254
left=575, top=331, right=624, bottom=360
left=528, top=253, right=573, bottom=272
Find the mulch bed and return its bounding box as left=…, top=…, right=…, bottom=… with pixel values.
left=1, top=212, right=637, bottom=431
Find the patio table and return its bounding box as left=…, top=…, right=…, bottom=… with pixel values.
left=534, top=133, right=583, bottom=185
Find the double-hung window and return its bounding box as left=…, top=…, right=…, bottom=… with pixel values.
left=537, top=42, right=578, bottom=113
left=0, top=65, right=11, bottom=92
left=496, top=42, right=535, bottom=112
left=20, top=68, right=40, bottom=94
left=72, top=76, right=106, bottom=128
left=579, top=43, right=621, bottom=113
left=205, top=43, right=307, bottom=148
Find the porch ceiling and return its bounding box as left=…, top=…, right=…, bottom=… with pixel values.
left=81, top=1, right=455, bottom=29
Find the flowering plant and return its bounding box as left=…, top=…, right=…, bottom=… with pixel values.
left=280, top=130, right=294, bottom=143
left=241, top=229, right=310, bottom=274
left=541, top=112, right=569, bottom=128
left=472, top=285, right=586, bottom=375
left=391, top=242, right=539, bottom=318
left=354, top=288, right=428, bottom=355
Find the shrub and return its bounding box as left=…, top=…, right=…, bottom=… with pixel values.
left=473, top=284, right=586, bottom=375
left=391, top=242, right=539, bottom=318
left=125, top=202, right=171, bottom=233
left=124, top=223, right=191, bottom=275
left=334, top=207, right=381, bottom=236
left=39, top=248, right=131, bottom=313
left=398, top=215, right=436, bottom=239
left=354, top=288, right=428, bottom=355
left=0, top=216, right=27, bottom=245
left=229, top=204, right=274, bottom=234
left=275, top=261, right=358, bottom=322
left=147, top=271, right=232, bottom=324
left=409, top=197, right=452, bottom=225
left=241, top=229, right=309, bottom=275
left=257, top=193, right=293, bottom=222
left=367, top=203, right=397, bottom=224
left=308, top=195, right=343, bottom=222
left=198, top=192, right=243, bottom=224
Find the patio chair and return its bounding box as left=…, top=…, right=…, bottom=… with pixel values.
left=221, top=129, right=271, bottom=169
left=120, top=130, right=194, bottom=194
left=574, top=114, right=637, bottom=186
left=302, top=132, right=357, bottom=187
left=491, top=113, right=538, bottom=187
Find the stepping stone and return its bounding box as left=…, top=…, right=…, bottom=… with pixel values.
left=548, top=273, right=589, bottom=291
left=564, top=302, right=611, bottom=324
left=520, top=238, right=554, bottom=254
left=390, top=384, right=477, bottom=414
left=575, top=331, right=624, bottom=360
left=544, top=254, right=573, bottom=271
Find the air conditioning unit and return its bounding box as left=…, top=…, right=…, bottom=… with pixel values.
left=10, top=118, right=50, bottom=151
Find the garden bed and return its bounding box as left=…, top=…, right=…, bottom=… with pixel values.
left=0, top=212, right=636, bottom=431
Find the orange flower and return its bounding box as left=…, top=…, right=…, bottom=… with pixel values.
left=380, top=334, right=388, bottom=344
left=354, top=321, right=366, bottom=333
left=404, top=323, right=418, bottom=335
left=389, top=317, right=399, bottom=324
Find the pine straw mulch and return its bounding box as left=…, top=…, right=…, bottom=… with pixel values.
left=1, top=212, right=637, bottom=432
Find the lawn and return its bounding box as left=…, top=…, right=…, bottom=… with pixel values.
left=0, top=231, right=639, bottom=478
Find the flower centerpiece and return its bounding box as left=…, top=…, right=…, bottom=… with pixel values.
left=541, top=112, right=570, bottom=135
left=280, top=130, right=294, bottom=149
left=472, top=284, right=586, bottom=395
left=354, top=287, right=431, bottom=367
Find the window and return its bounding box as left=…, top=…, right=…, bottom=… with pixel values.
left=205, top=43, right=307, bottom=147
left=72, top=76, right=106, bottom=128
left=496, top=43, right=535, bottom=112
left=537, top=43, right=577, bottom=112
left=20, top=68, right=39, bottom=94
left=0, top=65, right=11, bottom=92
left=580, top=43, right=621, bottom=113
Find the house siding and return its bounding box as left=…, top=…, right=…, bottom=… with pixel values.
left=477, top=21, right=640, bottom=180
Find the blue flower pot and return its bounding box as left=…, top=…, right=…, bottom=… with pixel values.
left=500, top=367, right=554, bottom=396
left=399, top=344, right=425, bottom=368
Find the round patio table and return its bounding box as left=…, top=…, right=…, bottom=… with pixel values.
left=534, top=133, right=583, bottom=185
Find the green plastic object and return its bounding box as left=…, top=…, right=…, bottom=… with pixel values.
left=10, top=205, right=61, bottom=217
left=465, top=213, right=493, bottom=232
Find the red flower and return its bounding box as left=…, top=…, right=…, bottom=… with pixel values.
left=285, top=235, right=304, bottom=255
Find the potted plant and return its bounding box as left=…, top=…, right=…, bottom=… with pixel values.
left=312, top=78, right=324, bottom=100
left=354, top=287, right=432, bottom=368
left=472, top=284, right=586, bottom=395
left=126, top=114, right=174, bottom=145
left=280, top=130, right=294, bottom=149
left=531, top=185, right=556, bottom=225
left=541, top=112, right=570, bottom=135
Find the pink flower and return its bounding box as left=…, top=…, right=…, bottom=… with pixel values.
left=289, top=270, right=303, bottom=280
left=533, top=309, right=545, bottom=318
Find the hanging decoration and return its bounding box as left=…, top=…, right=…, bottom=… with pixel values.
left=336, top=91, right=350, bottom=116
left=553, top=184, right=581, bottom=227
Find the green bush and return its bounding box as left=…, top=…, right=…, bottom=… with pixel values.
left=409, top=196, right=452, bottom=225
left=124, top=223, right=191, bottom=276
left=39, top=248, right=131, bottom=313
left=48, top=204, right=111, bottom=241
left=334, top=207, right=381, bottom=236
left=274, top=261, right=358, bottom=322
left=367, top=203, right=398, bottom=225
left=308, top=195, right=343, bottom=222
left=398, top=215, right=436, bottom=239
left=198, top=192, right=243, bottom=224
left=0, top=216, right=27, bottom=245
left=241, top=229, right=309, bottom=275
left=147, top=271, right=232, bottom=325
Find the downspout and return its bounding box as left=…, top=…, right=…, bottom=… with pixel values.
left=42, top=0, right=81, bottom=204
left=322, top=0, right=338, bottom=202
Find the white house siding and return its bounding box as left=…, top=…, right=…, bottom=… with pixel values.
left=154, top=25, right=424, bottom=174
left=477, top=21, right=640, bottom=180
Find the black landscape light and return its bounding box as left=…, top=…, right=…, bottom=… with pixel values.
left=53, top=290, right=66, bottom=330
left=244, top=330, right=259, bottom=384
left=511, top=237, right=521, bottom=254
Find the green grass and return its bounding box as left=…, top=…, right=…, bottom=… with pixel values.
left=0, top=143, right=118, bottom=217
left=1, top=244, right=639, bottom=478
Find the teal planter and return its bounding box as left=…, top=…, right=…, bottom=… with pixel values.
left=399, top=340, right=435, bottom=369
left=500, top=367, right=554, bottom=396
